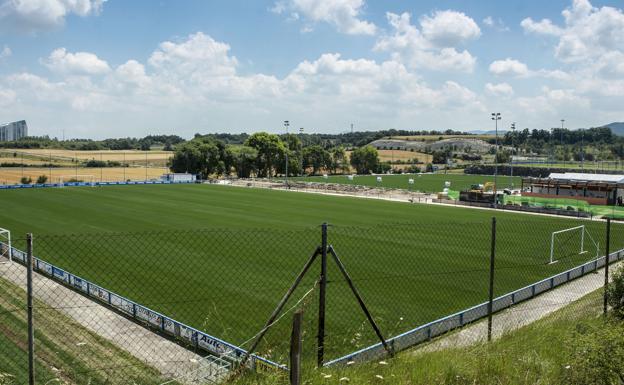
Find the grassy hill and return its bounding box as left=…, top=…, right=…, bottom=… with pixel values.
left=0, top=274, right=175, bottom=384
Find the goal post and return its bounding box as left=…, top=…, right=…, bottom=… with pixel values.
left=58, top=175, right=97, bottom=187
left=549, top=225, right=599, bottom=264
left=0, top=228, right=11, bottom=263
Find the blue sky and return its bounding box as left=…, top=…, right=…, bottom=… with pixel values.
left=0, top=0, right=623, bottom=139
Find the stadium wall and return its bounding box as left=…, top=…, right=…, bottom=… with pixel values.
left=0, top=241, right=285, bottom=372
left=324, top=248, right=624, bottom=367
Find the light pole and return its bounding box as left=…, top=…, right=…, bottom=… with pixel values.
left=510, top=122, right=516, bottom=189
left=284, top=120, right=289, bottom=186
left=561, top=119, right=565, bottom=167
left=491, top=112, right=501, bottom=208
left=581, top=128, right=585, bottom=170
left=299, top=127, right=304, bottom=177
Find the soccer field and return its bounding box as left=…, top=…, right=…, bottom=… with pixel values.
left=0, top=184, right=618, bottom=362
left=290, top=173, right=522, bottom=193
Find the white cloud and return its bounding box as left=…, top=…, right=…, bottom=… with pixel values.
left=489, top=58, right=530, bottom=77
left=0, top=45, right=10, bottom=59
left=483, top=16, right=494, bottom=27
left=374, top=11, right=479, bottom=73
left=485, top=82, right=514, bottom=97
left=521, top=0, right=624, bottom=62
left=0, top=87, right=15, bottom=106
left=272, top=0, right=376, bottom=35
left=43, top=48, right=110, bottom=75
left=0, top=0, right=105, bottom=33
left=420, top=10, right=481, bottom=47
left=0, top=32, right=490, bottom=136
left=520, top=17, right=563, bottom=36
left=148, top=32, right=238, bottom=78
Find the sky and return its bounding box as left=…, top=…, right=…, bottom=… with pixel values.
left=0, top=0, right=623, bottom=139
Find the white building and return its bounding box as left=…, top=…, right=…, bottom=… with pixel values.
left=160, top=173, right=196, bottom=182
left=0, top=120, right=28, bottom=141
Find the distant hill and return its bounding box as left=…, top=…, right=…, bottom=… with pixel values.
left=603, top=122, right=624, bottom=136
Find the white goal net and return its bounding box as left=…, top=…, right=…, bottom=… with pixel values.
left=549, top=225, right=599, bottom=264
left=58, top=175, right=96, bottom=187
left=0, top=228, right=11, bottom=263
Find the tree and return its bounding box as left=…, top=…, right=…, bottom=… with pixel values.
left=432, top=150, right=451, bottom=164
left=139, top=139, right=152, bottom=151
left=231, top=146, right=258, bottom=178
left=20, top=176, right=32, bottom=184
left=244, top=132, right=286, bottom=177
left=168, top=137, right=233, bottom=178
left=303, top=145, right=331, bottom=175
left=328, top=147, right=348, bottom=174
left=349, top=146, right=379, bottom=174
left=36, top=175, right=48, bottom=184
left=495, top=150, right=511, bottom=164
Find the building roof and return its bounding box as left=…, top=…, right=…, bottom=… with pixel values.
left=548, top=172, right=624, bottom=183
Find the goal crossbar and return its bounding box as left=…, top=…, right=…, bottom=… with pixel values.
left=0, top=227, right=11, bottom=263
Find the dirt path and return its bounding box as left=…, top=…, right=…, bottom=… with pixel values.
left=0, top=261, right=227, bottom=384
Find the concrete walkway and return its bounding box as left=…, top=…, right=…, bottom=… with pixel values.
left=0, top=261, right=227, bottom=384
left=414, top=263, right=619, bottom=353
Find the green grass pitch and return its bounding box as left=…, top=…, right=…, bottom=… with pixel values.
left=0, top=184, right=619, bottom=363
left=288, top=173, right=523, bottom=192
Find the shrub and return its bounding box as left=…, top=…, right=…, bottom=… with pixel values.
left=607, top=266, right=624, bottom=319
left=36, top=175, right=48, bottom=184
left=20, top=176, right=32, bottom=184
left=564, top=321, right=624, bottom=384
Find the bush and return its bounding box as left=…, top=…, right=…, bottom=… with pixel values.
left=36, top=175, right=48, bottom=184
left=564, top=321, right=624, bottom=384
left=20, top=176, right=32, bottom=184
left=607, top=266, right=624, bottom=319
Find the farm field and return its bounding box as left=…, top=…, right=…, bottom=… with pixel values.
left=291, top=173, right=522, bottom=193
left=0, top=166, right=168, bottom=184
left=0, top=184, right=618, bottom=363
left=1, top=149, right=172, bottom=168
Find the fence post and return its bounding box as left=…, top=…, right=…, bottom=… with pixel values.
left=290, top=310, right=303, bottom=385
left=317, top=222, right=328, bottom=367
left=603, top=218, right=611, bottom=316
left=487, top=217, right=497, bottom=342
left=26, top=233, right=35, bottom=385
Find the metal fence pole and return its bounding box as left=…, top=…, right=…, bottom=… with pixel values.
left=487, top=217, right=497, bottom=342
left=603, top=217, right=611, bottom=316
left=290, top=310, right=303, bottom=385
left=317, top=222, right=328, bottom=367
left=26, top=233, right=35, bottom=385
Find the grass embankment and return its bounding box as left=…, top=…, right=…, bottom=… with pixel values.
left=234, top=289, right=624, bottom=385
left=0, top=275, right=174, bottom=384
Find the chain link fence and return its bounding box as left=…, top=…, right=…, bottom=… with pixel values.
left=1, top=216, right=622, bottom=383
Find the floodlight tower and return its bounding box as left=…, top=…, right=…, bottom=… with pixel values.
left=299, top=127, right=304, bottom=176
left=510, top=122, right=516, bottom=189
left=284, top=120, right=289, bottom=186
left=491, top=112, right=501, bottom=208
left=561, top=119, right=565, bottom=167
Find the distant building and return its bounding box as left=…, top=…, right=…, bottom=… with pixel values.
left=0, top=120, right=28, bottom=141
left=522, top=172, right=624, bottom=206
left=160, top=173, right=196, bottom=182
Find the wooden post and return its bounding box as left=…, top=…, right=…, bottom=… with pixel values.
left=290, top=311, right=303, bottom=385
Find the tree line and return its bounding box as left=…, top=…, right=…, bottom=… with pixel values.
left=168, top=133, right=385, bottom=179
